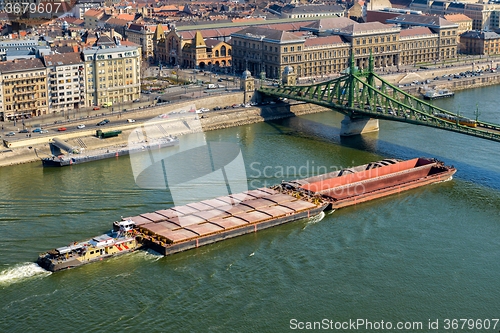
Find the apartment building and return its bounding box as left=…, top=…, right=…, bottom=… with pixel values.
left=82, top=39, right=141, bottom=107
left=44, top=53, right=85, bottom=115
left=0, top=39, right=51, bottom=61
left=409, top=0, right=500, bottom=31
left=444, top=13, right=473, bottom=35
left=83, top=8, right=105, bottom=30
left=460, top=30, right=500, bottom=55
left=125, top=23, right=159, bottom=62
left=0, top=58, right=48, bottom=122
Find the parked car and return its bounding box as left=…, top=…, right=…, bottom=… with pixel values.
left=77, top=124, right=86, bottom=129
left=19, top=129, right=29, bottom=133
left=96, top=119, right=110, bottom=126
left=5, top=131, right=15, bottom=136
left=127, top=119, right=136, bottom=123
left=133, top=99, right=140, bottom=103
left=57, top=127, right=67, bottom=131
left=93, top=106, right=100, bottom=110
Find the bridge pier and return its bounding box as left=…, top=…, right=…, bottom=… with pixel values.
left=340, top=116, right=379, bottom=136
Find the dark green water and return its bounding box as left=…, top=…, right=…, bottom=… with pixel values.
left=1, top=87, right=500, bottom=332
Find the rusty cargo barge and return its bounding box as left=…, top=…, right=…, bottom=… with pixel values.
left=37, top=157, right=455, bottom=272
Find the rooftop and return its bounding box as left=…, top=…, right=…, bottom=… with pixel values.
left=44, top=52, right=83, bottom=66
left=0, top=58, right=45, bottom=73
left=231, top=26, right=304, bottom=43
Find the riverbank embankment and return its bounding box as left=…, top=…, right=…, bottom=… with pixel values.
left=0, top=97, right=330, bottom=168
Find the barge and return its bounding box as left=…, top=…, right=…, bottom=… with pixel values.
left=36, top=157, right=456, bottom=272
left=279, top=157, right=455, bottom=210
left=41, top=136, right=178, bottom=167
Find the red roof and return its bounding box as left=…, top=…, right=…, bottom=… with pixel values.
left=116, top=13, right=135, bottom=21
left=399, top=27, right=434, bottom=37
left=304, top=35, right=344, bottom=47
left=84, top=9, right=103, bottom=18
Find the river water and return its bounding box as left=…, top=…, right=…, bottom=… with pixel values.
left=1, top=86, right=500, bottom=332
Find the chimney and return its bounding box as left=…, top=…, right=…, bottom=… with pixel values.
left=110, top=28, right=114, bottom=39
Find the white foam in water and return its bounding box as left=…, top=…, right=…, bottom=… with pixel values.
left=306, top=211, right=326, bottom=225
left=137, top=248, right=163, bottom=261
left=0, top=262, right=51, bottom=285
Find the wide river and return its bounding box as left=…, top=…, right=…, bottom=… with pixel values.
left=1, top=86, right=500, bottom=332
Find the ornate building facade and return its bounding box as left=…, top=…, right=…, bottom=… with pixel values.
left=155, top=25, right=232, bottom=70
left=231, top=17, right=458, bottom=80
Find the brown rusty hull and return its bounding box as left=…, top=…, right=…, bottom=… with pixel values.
left=297, top=157, right=456, bottom=209
left=321, top=164, right=435, bottom=200
left=143, top=204, right=326, bottom=256
left=329, top=168, right=456, bottom=209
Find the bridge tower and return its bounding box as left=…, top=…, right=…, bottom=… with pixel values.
left=282, top=65, right=297, bottom=86
left=340, top=53, right=379, bottom=136
left=241, top=69, right=255, bottom=105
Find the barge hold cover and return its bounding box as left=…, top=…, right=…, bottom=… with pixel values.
left=126, top=187, right=316, bottom=241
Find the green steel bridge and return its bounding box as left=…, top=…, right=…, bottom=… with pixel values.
left=258, top=54, right=500, bottom=142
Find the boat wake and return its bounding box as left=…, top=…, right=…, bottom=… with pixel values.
left=134, top=248, right=163, bottom=261
left=305, top=211, right=326, bottom=226
left=0, top=262, right=51, bottom=286
left=432, top=175, right=454, bottom=185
